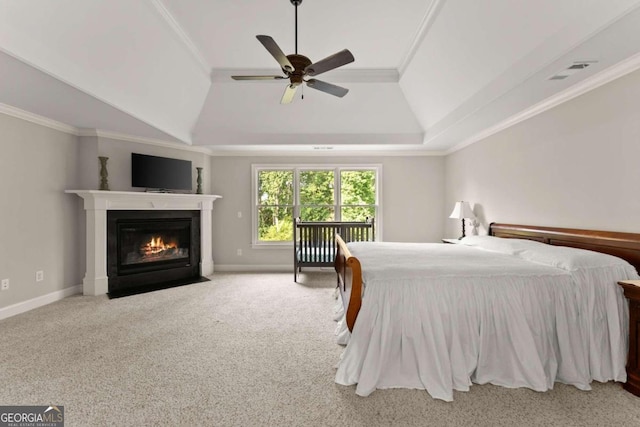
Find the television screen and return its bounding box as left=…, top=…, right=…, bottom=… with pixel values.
left=131, top=153, right=192, bottom=192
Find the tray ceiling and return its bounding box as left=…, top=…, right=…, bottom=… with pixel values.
left=1, top=0, right=640, bottom=154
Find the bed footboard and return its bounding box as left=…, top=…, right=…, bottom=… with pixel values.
left=335, top=234, right=363, bottom=332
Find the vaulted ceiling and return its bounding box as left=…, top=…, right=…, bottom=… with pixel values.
left=1, top=0, right=640, bottom=154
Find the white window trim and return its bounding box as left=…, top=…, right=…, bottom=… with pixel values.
left=251, top=164, right=383, bottom=248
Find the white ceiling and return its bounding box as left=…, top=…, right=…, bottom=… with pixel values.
left=1, top=0, right=640, bottom=154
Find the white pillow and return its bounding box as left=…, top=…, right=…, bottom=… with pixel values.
left=460, top=235, right=634, bottom=272
left=458, top=235, right=544, bottom=255
left=517, top=244, right=632, bottom=271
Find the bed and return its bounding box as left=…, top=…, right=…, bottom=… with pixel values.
left=333, top=223, right=640, bottom=401
left=293, top=217, right=373, bottom=282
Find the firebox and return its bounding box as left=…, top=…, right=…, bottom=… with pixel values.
left=107, top=210, right=204, bottom=297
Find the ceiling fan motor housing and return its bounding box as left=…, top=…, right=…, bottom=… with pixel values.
left=231, top=0, right=353, bottom=102
left=286, top=54, right=312, bottom=84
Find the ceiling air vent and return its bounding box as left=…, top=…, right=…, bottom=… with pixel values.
left=567, top=63, right=591, bottom=70
left=548, top=61, right=597, bottom=81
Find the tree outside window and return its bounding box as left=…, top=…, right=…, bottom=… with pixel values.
left=257, top=170, right=293, bottom=241
left=341, top=170, right=376, bottom=221
left=299, top=170, right=334, bottom=222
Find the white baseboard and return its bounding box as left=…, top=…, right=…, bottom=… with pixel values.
left=214, top=265, right=336, bottom=273
left=0, top=285, right=82, bottom=321
left=214, top=264, right=291, bottom=272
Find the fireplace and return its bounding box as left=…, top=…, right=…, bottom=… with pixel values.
left=66, top=190, right=221, bottom=296
left=107, top=210, right=205, bottom=297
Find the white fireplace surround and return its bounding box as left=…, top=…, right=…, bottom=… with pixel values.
left=66, top=190, right=222, bottom=296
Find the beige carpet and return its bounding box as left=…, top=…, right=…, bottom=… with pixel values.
left=1, top=272, right=640, bottom=426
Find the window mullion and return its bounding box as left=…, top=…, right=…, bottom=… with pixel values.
left=335, top=167, right=341, bottom=221
left=293, top=168, right=299, bottom=219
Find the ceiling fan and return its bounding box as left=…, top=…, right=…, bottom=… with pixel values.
left=231, top=0, right=355, bottom=104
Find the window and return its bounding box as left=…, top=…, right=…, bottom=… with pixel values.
left=252, top=165, right=381, bottom=245
left=256, top=170, right=294, bottom=242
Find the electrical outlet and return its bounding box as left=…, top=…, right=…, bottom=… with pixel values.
left=36, top=271, right=44, bottom=282
left=1, top=279, right=9, bottom=291
left=237, top=211, right=242, bottom=219
left=237, top=249, right=242, bottom=256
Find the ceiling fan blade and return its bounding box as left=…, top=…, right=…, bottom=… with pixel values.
left=256, top=35, right=294, bottom=73
left=304, top=49, right=355, bottom=76
left=281, top=84, right=299, bottom=104
left=306, top=79, right=349, bottom=98
left=231, top=75, right=286, bottom=80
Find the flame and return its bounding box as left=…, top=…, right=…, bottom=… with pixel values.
left=141, top=236, right=177, bottom=256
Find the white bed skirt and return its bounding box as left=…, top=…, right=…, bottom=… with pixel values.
left=334, top=260, right=630, bottom=401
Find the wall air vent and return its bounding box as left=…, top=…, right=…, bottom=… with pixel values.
left=548, top=61, right=598, bottom=81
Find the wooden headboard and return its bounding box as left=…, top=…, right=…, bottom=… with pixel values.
left=489, top=223, right=640, bottom=273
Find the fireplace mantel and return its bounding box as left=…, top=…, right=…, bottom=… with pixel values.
left=66, top=190, right=222, bottom=296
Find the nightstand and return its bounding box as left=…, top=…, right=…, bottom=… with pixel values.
left=442, top=238, right=461, bottom=244
left=618, top=279, right=640, bottom=397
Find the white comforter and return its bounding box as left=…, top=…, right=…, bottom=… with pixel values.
left=334, top=238, right=637, bottom=401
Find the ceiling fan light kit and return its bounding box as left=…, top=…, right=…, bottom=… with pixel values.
left=231, top=0, right=355, bottom=104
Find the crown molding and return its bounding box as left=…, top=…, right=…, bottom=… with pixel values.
left=206, top=145, right=446, bottom=157
left=0, top=102, right=444, bottom=157
left=0, top=103, right=80, bottom=135
left=211, top=68, right=399, bottom=84
left=149, top=0, right=211, bottom=76
left=446, top=51, right=640, bottom=155
left=0, top=102, right=214, bottom=154
left=398, top=0, right=447, bottom=77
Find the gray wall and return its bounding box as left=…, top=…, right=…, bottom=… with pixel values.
left=0, top=119, right=214, bottom=311
left=444, top=68, right=640, bottom=237
left=210, top=155, right=445, bottom=269
left=6, top=65, right=638, bottom=310
left=5, top=109, right=444, bottom=308
left=83, top=137, right=211, bottom=194
left=0, top=114, right=83, bottom=309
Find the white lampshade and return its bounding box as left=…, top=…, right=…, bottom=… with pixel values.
left=449, top=201, right=475, bottom=220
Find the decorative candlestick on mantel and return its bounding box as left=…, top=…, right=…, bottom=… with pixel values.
left=196, top=167, right=203, bottom=194
left=98, top=156, right=110, bottom=191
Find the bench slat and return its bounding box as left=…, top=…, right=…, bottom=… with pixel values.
left=294, top=218, right=374, bottom=282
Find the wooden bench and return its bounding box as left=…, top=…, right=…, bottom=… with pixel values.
left=293, top=218, right=374, bottom=282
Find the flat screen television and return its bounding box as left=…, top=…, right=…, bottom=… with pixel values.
left=131, top=153, right=192, bottom=192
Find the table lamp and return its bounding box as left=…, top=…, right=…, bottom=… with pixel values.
left=449, top=201, right=475, bottom=239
